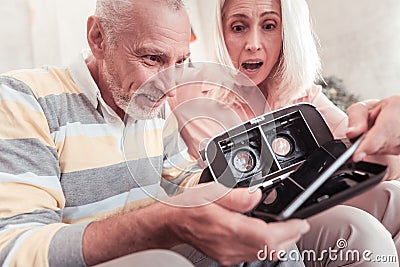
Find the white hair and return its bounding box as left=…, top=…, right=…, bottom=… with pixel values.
left=213, top=0, right=322, bottom=107
left=95, top=0, right=185, bottom=47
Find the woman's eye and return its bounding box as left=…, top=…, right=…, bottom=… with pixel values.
left=263, top=23, right=276, bottom=30
left=232, top=25, right=245, bottom=32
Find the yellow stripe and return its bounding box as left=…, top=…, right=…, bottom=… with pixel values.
left=57, top=135, right=125, bottom=173
left=0, top=99, right=54, bottom=147
left=0, top=228, right=27, bottom=254
left=57, top=128, right=167, bottom=173
left=6, top=68, right=83, bottom=98
left=7, top=224, right=66, bottom=267
left=63, top=198, right=155, bottom=224
left=163, top=111, right=179, bottom=137
left=179, top=173, right=202, bottom=188
left=162, top=166, right=188, bottom=181
left=125, top=129, right=164, bottom=161
left=0, top=182, right=64, bottom=219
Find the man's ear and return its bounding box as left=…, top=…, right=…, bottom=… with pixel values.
left=87, top=16, right=106, bottom=59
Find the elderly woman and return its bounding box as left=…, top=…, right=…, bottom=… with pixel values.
left=169, top=0, right=400, bottom=265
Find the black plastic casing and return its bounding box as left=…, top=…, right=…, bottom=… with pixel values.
left=203, top=103, right=386, bottom=221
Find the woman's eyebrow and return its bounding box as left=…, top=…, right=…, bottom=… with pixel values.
left=260, top=11, right=280, bottom=18
left=226, top=11, right=280, bottom=20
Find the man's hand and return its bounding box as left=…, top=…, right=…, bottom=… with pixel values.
left=346, top=95, right=400, bottom=161
left=167, top=183, right=310, bottom=265
left=83, top=183, right=309, bottom=266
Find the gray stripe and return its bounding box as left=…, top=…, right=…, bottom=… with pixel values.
left=48, top=222, right=90, bottom=267
left=0, top=76, right=35, bottom=96
left=62, top=157, right=162, bottom=207
left=37, top=93, right=105, bottom=133
left=0, top=210, right=86, bottom=267
left=0, top=209, right=62, bottom=229
left=0, top=138, right=59, bottom=177
left=1, top=76, right=105, bottom=132
left=0, top=209, right=63, bottom=264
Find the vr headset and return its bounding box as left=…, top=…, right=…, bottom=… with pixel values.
left=201, top=103, right=386, bottom=222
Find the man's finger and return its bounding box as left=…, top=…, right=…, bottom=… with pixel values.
left=346, top=102, right=369, bottom=139
left=215, top=187, right=262, bottom=213
left=264, top=219, right=310, bottom=245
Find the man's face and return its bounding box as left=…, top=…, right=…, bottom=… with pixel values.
left=103, top=2, right=191, bottom=120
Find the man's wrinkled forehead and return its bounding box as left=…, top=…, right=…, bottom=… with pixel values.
left=129, top=0, right=189, bottom=29
left=131, top=0, right=184, bottom=16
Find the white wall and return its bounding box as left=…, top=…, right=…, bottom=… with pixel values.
left=308, top=0, right=400, bottom=99
left=0, top=0, right=95, bottom=72
left=0, top=0, right=33, bottom=72
left=185, top=0, right=216, bottom=62
left=29, top=0, right=96, bottom=67
left=0, top=0, right=399, bottom=99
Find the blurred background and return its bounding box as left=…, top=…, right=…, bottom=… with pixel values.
left=1, top=0, right=399, bottom=100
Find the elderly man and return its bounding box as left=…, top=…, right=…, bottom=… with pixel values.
left=0, top=0, right=308, bottom=266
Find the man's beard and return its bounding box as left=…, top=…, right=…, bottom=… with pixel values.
left=103, top=61, right=163, bottom=120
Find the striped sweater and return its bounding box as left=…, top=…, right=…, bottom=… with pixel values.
left=0, top=53, right=201, bottom=267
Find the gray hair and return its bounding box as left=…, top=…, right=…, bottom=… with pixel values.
left=213, top=0, right=322, bottom=107
left=95, top=0, right=185, bottom=47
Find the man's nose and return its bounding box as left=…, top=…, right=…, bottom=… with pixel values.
left=156, top=65, right=179, bottom=97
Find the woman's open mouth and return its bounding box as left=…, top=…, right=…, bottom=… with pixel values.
left=241, top=61, right=263, bottom=72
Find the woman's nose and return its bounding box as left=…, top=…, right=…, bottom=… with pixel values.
left=245, top=30, right=261, bottom=52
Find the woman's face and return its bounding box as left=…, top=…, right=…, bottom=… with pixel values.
left=222, top=0, right=282, bottom=86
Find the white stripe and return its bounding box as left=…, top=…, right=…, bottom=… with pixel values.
left=2, top=228, right=39, bottom=267
left=163, top=150, right=198, bottom=172
left=5, top=68, right=48, bottom=74
left=63, top=184, right=162, bottom=221
left=51, top=122, right=115, bottom=142
left=0, top=223, right=45, bottom=236
left=0, top=83, right=42, bottom=112
left=51, top=120, right=166, bottom=143
left=0, top=172, right=61, bottom=191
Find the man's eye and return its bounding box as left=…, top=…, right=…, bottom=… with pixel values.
left=143, top=55, right=161, bottom=66
left=176, top=58, right=188, bottom=66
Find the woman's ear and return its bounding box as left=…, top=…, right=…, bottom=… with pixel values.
left=87, top=16, right=106, bottom=59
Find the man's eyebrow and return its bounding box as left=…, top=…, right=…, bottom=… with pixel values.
left=135, top=47, right=166, bottom=56
left=135, top=48, right=191, bottom=61
left=174, top=52, right=191, bottom=63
